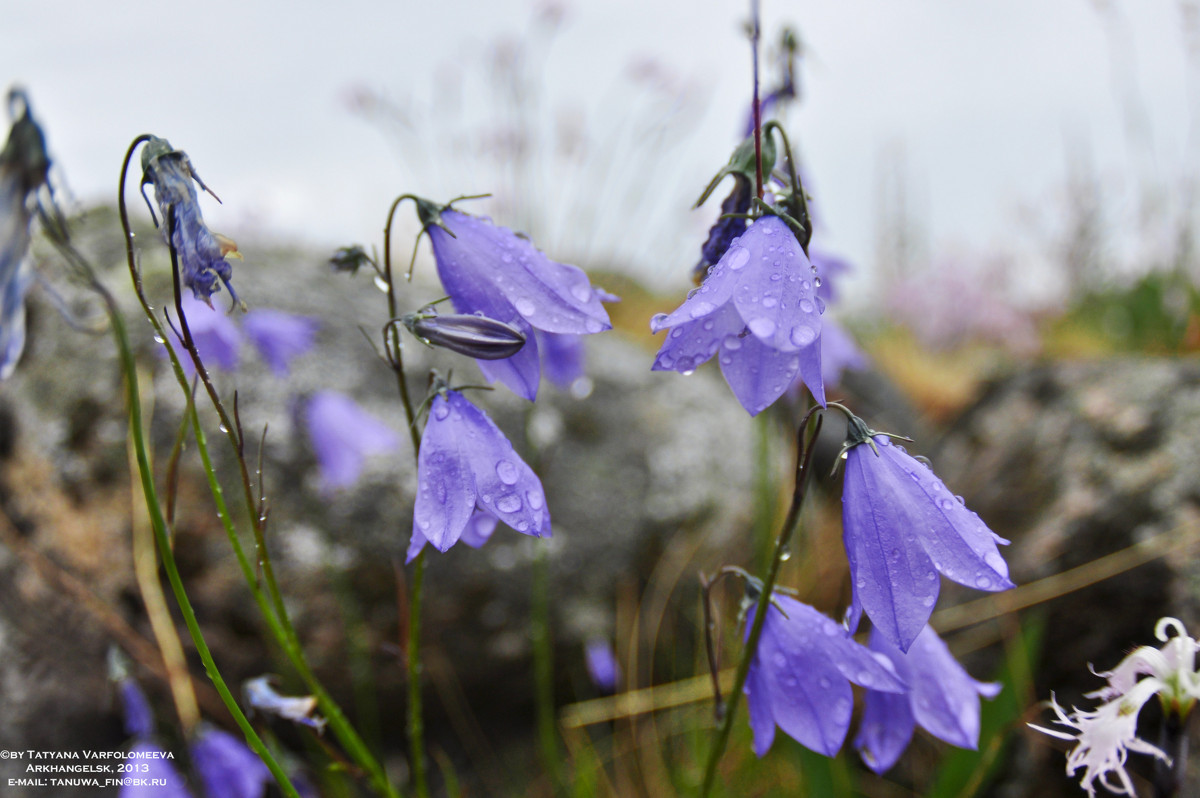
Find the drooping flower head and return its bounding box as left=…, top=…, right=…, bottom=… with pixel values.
left=407, top=383, right=549, bottom=560
left=0, top=90, right=50, bottom=381
left=304, top=391, right=399, bottom=493
left=243, top=309, right=319, bottom=376
left=414, top=197, right=613, bottom=400
left=854, top=624, right=1001, bottom=773
left=140, top=135, right=241, bottom=306
left=1031, top=617, right=1200, bottom=797
left=190, top=726, right=271, bottom=798
left=243, top=676, right=327, bottom=733
left=744, top=593, right=906, bottom=757
left=651, top=213, right=825, bottom=415
left=585, top=639, right=621, bottom=693
left=838, top=413, right=1014, bottom=652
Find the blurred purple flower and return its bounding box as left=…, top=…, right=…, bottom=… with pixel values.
left=243, top=309, right=319, bottom=376
left=119, top=742, right=193, bottom=798
left=537, top=331, right=585, bottom=390
left=175, top=294, right=241, bottom=376
left=585, top=639, right=621, bottom=693
left=808, top=247, right=851, bottom=306
left=190, top=727, right=271, bottom=798
left=819, top=318, right=868, bottom=390
left=119, top=679, right=155, bottom=740
left=141, top=136, right=240, bottom=306
left=842, top=434, right=1014, bottom=652
left=243, top=676, right=326, bottom=733
left=304, top=391, right=399, bottom=493
left=408, top=390, right=549, bottom=559
left=0, top=92, right=49, bottom=381
left=651, top=215, right=825, bottom=415
left=854, top=625, right=1001, bottom=774
left=426, top=208, right=612, bottom=400
left=744, top=594, right=905, bottom=757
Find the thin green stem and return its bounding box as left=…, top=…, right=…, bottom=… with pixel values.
left=699, top=410, right=822, bottom=796
left=118, top=136, right=398, bottom=798
left=532, top=541, right=563, bottom=794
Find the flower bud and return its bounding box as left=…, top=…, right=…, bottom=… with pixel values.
left=404, top=312, right=527, bottom=360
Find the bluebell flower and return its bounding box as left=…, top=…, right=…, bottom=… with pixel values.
left=243, top=309, right=319, bottom=376
left=424, top=206, right=612, bottom=400
left=243, top=676, right=327, bottom=732
left=140, top=136, right=241, bottom=306
left=854, top=625, right=1001, bottom=774
left=407, top=389, right=549, bottom=559
left=119, top=743, right=193, bottom=798
left=818, top=318, right=868, bottom=390
left=651, top=214, right=825, bottom=415
left=743, top=594, right=905, bottom=757
left=841, top=431, right=1014, bottom=652
left=304, top=391, right=399, bottom=493
left=0, top=91, right=49, bottom=381
left=173, top=294, right=241, bottom=376
left=118, top=678, right=156, bottom=740
left=190, top=726, right=271, bottom=798
left=585, top=639, right=621, bottom=693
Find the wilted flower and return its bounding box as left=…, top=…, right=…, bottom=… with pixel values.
left=1031, top=617, right=1200, bottom=797
left=585, top=639, right=621, bottom=693
left=651, top=214, right=825, bottom=415
left=119, top=742, right=193, bottom=798
left=841, top=426, right=1013, bottom=652
left=403, top=310, right=527, bottom=360
left=304, top=391, right=399, bottom=493
left=744, top=594, right=905, bottom=757
left=408, top=389, right=549, bottom=558
left=140, top=135, right=241, bottom=306
left=243, top=309, right=319, bottom=376
left=422, top=203, right=612, bottom=400
left=190, top=726, right=271, bottom=798
left=0, top=90, right=50, bottom=381
left=244, top=676, right=327, bottom=732
left=854, top=625, right=1001, bottom=773
left=173, top=294, right=241, bottom=376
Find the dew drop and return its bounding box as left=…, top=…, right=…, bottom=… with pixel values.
left=702, top=319, right=714, bottom=330
left=650, top=312, right=669, bottom=330
left=373, top=275, right=391, bottom=294
left=675, top=355, right=695, bottom=373
left=526, top=490, right=544, bottom=510
left=789, top=326, right=816, bottom=346
left=779, top=545, right=792, bottom=561
left=496, top=460, right=519, bottom=485
left=955, top=494, right=966, bottom=504
left=800, top=280, right=811, bottom=292
left=938, top=498, right=953, bottom=510
left=799, top=299, right=814, bottom=314
left=516, top=520, right=529, bottom=532
left=727, top=247, right=751, bottom=271
left=975, top=574, right=992, bottom=589
left=723, top=336, right=742, bottom=351
left=514, top=298, right=536, bottom=316
left=762, top=297, right=778, bottom=308
left=433, top=402, right=450, bottom=420
left=586, top=319, right=603, bottom=333
left=814, top=276, right=823, bottom=287
left=571, top=283, right=592, bottom=302
left=747, top=318, right=776, bottom=338
left=688, top=301, right=716, bottom=318
left=497, top=494, right=522, bottom=513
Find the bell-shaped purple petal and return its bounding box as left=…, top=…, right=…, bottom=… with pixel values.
left=720, top=325, right=825, bottom=415
left=119, top=679, right=155, bottom=740
left=304, top=391, right=399, bottom=493
left=119, top=743, right=193, bottom=798
left=651, top=303, right=744, bottom=375
left=430, top=210, right=611, bottom=335
left=190, top=727, right=271, bottom=798
left=842, top=436, right=1014, bottom=652
left=412, top=391, right=550, bottom=555
left=855, top=625, right=1001, bottom=773
left=537, top=331, right=585, bottom=390
left=744, top=595, right=906, bottom=758
left=243, top=309, right=319, bottom=376
left=176, top=294, right=241, bottom=376
left=585, top=639, right=621, bottom=693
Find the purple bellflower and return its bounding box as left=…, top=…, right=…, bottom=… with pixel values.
left=304, top=391, right=399, bottom=493
left=141, top=135, right=241, bottom=306
left=407, top=389, right=549, bottom=560
left=854, top=625, right=1001, bottom=774
left=0, top=91, right=49, bottom=381
left=651, top=214, right=825, bottom=415
left=243, top=309, right=319, bottom=376
left=422, top=203, right=612, bottom=400
left=244, top=676, right=327, bottom=733
left=841, top=425, right=1014, bottom=653
left=120, top=742, right=193, bottom=798
left=744, top=594, right=906, bottom=757
left=190, top=726, right=271, bottom=798
left=585, top=639, right=621, bottom=693
left=175, top=293, right=241, bottom=376
left=819, top=318, right=868, bottom=390
left=119, top=678, right=155, bottom=739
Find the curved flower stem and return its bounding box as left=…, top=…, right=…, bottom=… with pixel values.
left=699, top=409, right=823, bottom=797
left=532, top=541, right=563, bottom=795
left=117, top=137, right=397, bottom=798
left=384, top=194, right=428, bottom=798
left=91, top=265, right=301, bottom=798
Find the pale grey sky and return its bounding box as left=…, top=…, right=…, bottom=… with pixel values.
left=2, top=0, right=1193, bottom=295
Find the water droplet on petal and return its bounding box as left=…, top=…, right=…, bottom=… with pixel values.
left=585, top=319, right=603, bottom=333
left=975, top=574, right=992, bottom=589
left=496, top=460, right=519, bottom=485
left=727, top=247, right=750, bottom=270
left=571, top=283, right=592, bottom=302
left=688, top=301, right=716, bottom=318
left=762, top=297, right=778, bottom=308
left=515, top=298, right=536, bottom=316
left=497, top=494, right=522, bottom=514
left=799, top=299, right=814, bottom=314
left=790, top=326, right=816, bottom=347
left=650, top=312, right=669, bottom=330
left=526, top=490, right=544, bottom=510
left=433, top=403, right=450, bottom=421
left=747, top=318, right=776, bottom=338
